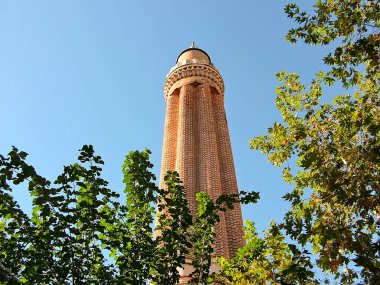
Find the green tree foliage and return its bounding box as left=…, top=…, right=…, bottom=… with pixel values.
left=152, top=171, right=193, bottom=284
left=0, top=145, right=119, bottom=284
left=187, top=191, right=259, bottom=285
left=251, top=72, right=379, bottom=283
left=249, top=0, right=380, bottom=283
left=0, top=146, right=258, bottom=284
left=285, top=0, right=379, bottom=86
left=213, top=221, right=315, bottom=285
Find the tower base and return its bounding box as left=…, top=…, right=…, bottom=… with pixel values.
left=178, top=258, right=220, bottom=284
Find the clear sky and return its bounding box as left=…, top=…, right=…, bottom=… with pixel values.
left=1, top=1, right=328, bottom=234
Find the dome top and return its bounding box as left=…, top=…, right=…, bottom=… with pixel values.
left=176, top=42, right=211, bottom=64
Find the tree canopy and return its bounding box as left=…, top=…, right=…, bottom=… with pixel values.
left=0, top=146, right=258, bottom=284
left=249, top=0, right=380, bottom=283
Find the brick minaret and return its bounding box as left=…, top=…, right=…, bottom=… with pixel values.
left=159, top=43, right=244, bottom=283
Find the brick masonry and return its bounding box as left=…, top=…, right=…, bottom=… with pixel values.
left=158, top=47, right=244, bottom=282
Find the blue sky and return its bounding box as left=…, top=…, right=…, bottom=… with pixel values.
left=1, top=1, right=329, bottom=233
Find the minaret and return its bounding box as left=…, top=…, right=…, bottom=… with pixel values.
left=159, top=43, right=244, bottom=282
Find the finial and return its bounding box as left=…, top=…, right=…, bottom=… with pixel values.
left=191, top=41, right=197, bottom=48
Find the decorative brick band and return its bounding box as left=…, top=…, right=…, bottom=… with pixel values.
left=164, top=64, right=224, bottom=100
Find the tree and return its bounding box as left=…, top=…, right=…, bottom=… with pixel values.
left=249, top=0, right=380, bottom=283
left=187, top=191, right=259, bottom=285
left=212, top=221, right=315, bottom=285
left=0, top=146, right=258, bottom=284
left=0, top=145, right=119, bottom=284
left=285, top=0, right=379, bottom=86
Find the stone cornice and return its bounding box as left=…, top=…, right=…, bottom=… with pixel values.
left=164, top=64, right=224, bottom=100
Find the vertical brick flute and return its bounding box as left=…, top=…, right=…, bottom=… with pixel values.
left=159, top=43, right=244, bottom=282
